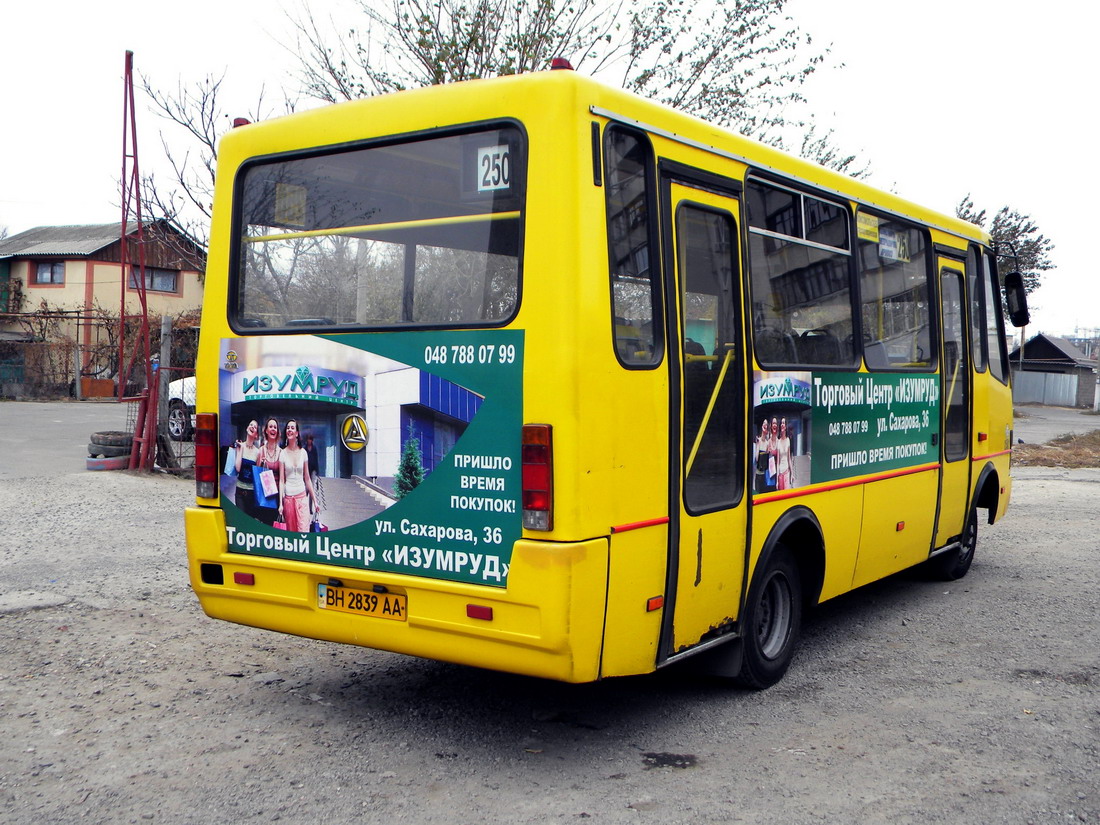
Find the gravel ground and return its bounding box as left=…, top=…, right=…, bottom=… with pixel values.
left=0, top=409, right=1097, bottom=824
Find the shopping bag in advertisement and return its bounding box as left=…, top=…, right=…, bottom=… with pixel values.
left=257, top=467, right=277, bottom=496
left=252, top=466, right=278, bottom=508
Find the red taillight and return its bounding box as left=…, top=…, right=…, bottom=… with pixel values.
left=195, top=413, right=218, bottom=499
left=521, top=424, right=553, bottom=531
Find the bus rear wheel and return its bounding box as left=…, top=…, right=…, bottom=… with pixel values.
left=927, top=507, right=977, bottom=581
left=736, top=543, right=802, bottom=689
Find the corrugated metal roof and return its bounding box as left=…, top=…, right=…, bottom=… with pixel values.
left=1042, top=335, right=1093, bottom=364
left=0, top=223, right=127, bottom=258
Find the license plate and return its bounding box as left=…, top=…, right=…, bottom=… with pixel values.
left=317, top=584, right=407, bottom=622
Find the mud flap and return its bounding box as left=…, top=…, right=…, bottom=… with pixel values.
left=677, top=636, right=744, bottom=678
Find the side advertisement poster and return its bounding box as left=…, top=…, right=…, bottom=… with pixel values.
left=219, top=330, right=523, bottom=587
left=751, top=370, right=940, bottom=496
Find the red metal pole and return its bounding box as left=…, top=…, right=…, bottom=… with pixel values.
left=118, top=50, right=151, bottom=407
left=118, top=50, right=154, bottom=467
left=129, top=390, right=148, bottom=470
left=118, top=51, right=131, bottom=400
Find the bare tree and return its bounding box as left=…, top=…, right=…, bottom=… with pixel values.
left=957, top=194, right=1055, bottom=300
left=140, top=73, right=278, bottom=245
left=799, top=123, right=871, bottom=179
left=142, top=0, right=866, bottom=239
left=290, top=0, right=832, bottom=144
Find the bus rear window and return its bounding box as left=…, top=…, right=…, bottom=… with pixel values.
left=233, top=127, right=524, bottom=330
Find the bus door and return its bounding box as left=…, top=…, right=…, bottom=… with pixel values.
left=661, top=176, right=749, bottom=656
left=934, top=264, right=972, bottom=546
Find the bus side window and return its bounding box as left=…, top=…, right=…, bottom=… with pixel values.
left=856, top=211, right=934, bottom=370
left=677, top=205, right=742, bottom=511
left=982, top=251, right=1009, bottom=383
left=746, top=178, right=855, bottom=368
left=967, top=246, right=987, bottom=373
left=754, top=327, right=796, bottom=363
left=864, top=340, right=889, bottom=369
left=605, top=128, right=661, bottom=367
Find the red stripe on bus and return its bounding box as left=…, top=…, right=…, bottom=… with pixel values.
left=611, top=516, right=670, bottom=534
left=752, top=463, right=941, bottom=504
left=973, top=449, right=1011, bottom=461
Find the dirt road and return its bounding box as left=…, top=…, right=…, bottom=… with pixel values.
left=0, top=405, right=1097, bottom=824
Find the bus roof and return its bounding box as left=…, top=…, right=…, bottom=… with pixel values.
left=219, top=70, right=989, bottom=247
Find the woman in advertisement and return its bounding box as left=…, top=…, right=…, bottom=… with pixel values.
left=254, top=417, right=282, bottom=526
left=754, top=420, right=771, bottom=493
left=233, top=419, right=262, bottom=518
left=278, top=419, right=318, bottom=532
left=776, top=417, right=795, bottom=490
left=767, top=418, right=780, bottom=491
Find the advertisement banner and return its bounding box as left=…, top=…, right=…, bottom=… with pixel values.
left=219, top=330, right=523, bottom=587
left=752, top=370, right=940, bottom=495
left=809, top=372, right=940, bottom=484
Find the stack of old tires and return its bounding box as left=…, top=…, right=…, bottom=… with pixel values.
left=87, top=431, right=132, bottom=471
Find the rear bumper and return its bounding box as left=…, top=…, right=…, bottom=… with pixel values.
left=185, top=506, right=609, bottom=682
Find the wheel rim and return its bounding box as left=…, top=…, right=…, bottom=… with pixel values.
left=756, top=571, right=793, bottom=661
left=169, top=409, right=186, bottom=438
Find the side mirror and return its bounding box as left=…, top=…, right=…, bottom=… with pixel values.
left=1002, top=271, right=1030, bottom=328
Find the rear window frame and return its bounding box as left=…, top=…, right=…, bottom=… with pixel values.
left=227, top=119, right=528, bottom=335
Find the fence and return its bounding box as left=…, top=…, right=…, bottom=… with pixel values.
left=1, top=313, right=198, bottom=473
left=1012, top=370, right=1079, bottom=407
left=0, top=338, right=86, bottom=398
left=0, top=313, right=196, bottom=398
left=156, top=362, right=196, bottom=473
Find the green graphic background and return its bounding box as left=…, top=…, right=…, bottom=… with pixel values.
left=810, top=372, right=940, bottom=484
left=222, top=330, right=523, bottom=587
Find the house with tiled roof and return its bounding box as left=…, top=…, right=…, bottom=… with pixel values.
left=0, top=220, right=205, bottom=393
left=0, top=220, right=205, bottom=320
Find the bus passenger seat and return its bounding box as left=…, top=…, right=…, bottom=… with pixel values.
left=797, top=329, right=842, bottom=365
left=754, top=327, right=796, bottom=364
left=864, top=341, right=889, bottom=369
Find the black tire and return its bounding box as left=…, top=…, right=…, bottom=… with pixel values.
left=88, top=442, right=130, bottom=458
left=168, top=400, right=193, bottom=442
left=926, top=507, right=977, bottom=581
left=736, top=543, right=803, bottom=689
left=90, top=430, right=133, bottom=448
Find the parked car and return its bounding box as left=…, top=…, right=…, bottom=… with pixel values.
left=167, top=375, right=196, bottom=441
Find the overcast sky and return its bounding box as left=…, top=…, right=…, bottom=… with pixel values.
left=2, top=0, right=1094, bottom=336
left=789, top=0, right=1098, bottom=339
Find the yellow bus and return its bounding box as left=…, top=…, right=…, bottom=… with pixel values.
left=185, top=67, right=1029, bottom=688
